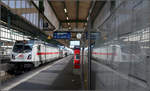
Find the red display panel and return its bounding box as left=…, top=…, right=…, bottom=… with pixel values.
left=74, top=48, right=80, bottom=69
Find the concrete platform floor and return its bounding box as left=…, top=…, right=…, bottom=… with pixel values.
left=1, top=55, right=82, bottom=90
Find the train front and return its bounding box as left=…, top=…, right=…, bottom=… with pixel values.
left=10, top=40, right=34, bottom=70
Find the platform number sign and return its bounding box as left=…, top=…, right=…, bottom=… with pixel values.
left=86, top=32, right=100, bottom=40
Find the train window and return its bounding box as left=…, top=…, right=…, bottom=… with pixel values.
left=13, top=45, right=32, bottom=53
left=76, top=54, right=80, bottom=60
left=24, top=45, right=32, bottom=52
left=13, top=45, right=24, bottom=53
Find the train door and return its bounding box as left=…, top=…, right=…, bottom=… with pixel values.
left=44, top=43, right=46, bottom=63
left=59, top=48, right=62, bottom=58
left=111, top=46, right=116, bottom=61
left=111, top=45, right=117, bottom=68
left=44, top=45, right=47, bottom=62
left=38, top=45, right=42, bottom=64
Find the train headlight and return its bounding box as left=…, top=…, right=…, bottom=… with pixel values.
left=27, top=54, right=32, bottom=60
left=12, top=54, right=15, bottom=59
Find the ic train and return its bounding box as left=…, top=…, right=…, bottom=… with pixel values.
left=10, top=40, right=63, bottom=71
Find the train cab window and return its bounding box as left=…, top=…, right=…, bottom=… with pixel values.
left=24, top=45, right=32, bottom=52
left=13, top=45, right=24, bottom=53
left=76, top=54, right=80, bottom=60
left=13, top=45, right=32, bottom=53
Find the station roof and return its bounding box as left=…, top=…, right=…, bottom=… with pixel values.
left=47, top=0, right=106, bottom=46
left=0, top=0, right=106, bottom=47
left=49, top=0, right=91, bottom=29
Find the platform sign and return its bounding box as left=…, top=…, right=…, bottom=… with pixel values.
left=53, top=32, right=71, bottom=39
left=86, top=32, right=100, bottom=40
left=47, top=35, right=52, bottom=39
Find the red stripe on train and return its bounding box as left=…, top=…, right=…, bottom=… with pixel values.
left=92, top=52, right=117, bottom=56
left=37, top=52, right=62, bottom=55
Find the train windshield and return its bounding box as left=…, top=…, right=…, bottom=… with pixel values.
left=13, top=44, right=33, bottom=53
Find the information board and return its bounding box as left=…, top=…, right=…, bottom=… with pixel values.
left=53, top=32, right=71, bottom=39
left=86, top=32, right=100, bottom=40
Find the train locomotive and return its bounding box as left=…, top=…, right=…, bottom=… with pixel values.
left=10, top=40, right=63, bottom=71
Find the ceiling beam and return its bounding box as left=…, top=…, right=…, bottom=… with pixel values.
left=63, top=1, right=70, bottom=28
left=12, top=8, right=37, bottom=15
left=61, top=19, right=87, bottom=23
left=90, top=1, right=106, bottom=27
left=56, top=31, right=84, bottom=33
left=76, top=0, right=79, bottom=28
left=48, top=1, right=60, bottom=23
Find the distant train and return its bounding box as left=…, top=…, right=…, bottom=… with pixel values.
left=92, top=41, right=145, bottom=68
left=10, top=40, right=63, bottom=71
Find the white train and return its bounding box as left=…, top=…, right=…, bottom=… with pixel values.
left=10, top=40, right=63, bottom=70
left=92, top=41, right=145, bottom=68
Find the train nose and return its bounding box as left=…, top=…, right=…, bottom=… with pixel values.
left=15, top=54, right=25, bottom=60
left=18, top=54, right=24, bottom=58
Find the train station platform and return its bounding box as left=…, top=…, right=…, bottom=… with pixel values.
left=1, top=55, right=82, bottom=90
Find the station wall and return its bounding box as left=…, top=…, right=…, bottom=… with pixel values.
left=91, top=0, right=150, bottom=90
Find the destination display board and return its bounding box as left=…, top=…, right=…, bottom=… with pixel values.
left=53, top=32, right=71, bottom=39
left=86, top=32, right=100, bottom=40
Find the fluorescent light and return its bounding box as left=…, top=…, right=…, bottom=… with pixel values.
left=66, top=17, right=69, bottom=20
left=64, top=8, right=67, bottom=13
left=87, top=17, right=89, bottom=21
left=85, top=23, right=87, bottom=26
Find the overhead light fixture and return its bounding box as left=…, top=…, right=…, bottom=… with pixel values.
left=87, top=17, right=89, bottom=21
left=66, top=17, right=69, bottom=20
left=85, top=23, right=87, bottom=26
left=64, top=8, right=67, bottom=13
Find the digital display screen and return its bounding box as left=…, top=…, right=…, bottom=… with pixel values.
left=70, top=41, right=80, bottom=48
left=53, top=32, right=71, bottom=39
left=86, top=32, right=100, bottom=40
